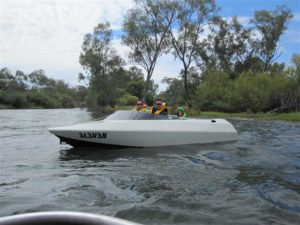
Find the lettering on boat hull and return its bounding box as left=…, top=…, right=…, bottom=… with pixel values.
left=79, top=132, right=107, bottom=139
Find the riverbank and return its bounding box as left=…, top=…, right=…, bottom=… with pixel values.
left=194, top=111, right=300, bottom=122
left=115, top=106, right=300, bottom=122
left=1, top=105, right=299, bottom=122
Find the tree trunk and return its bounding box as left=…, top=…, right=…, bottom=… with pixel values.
left=143, top=71, right=151, bottom=103
left=183, top=64, right=190, bottom=105
left=184, top=71, right=188, bottom=99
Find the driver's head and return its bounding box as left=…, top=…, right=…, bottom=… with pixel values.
left=155, top=99, right=163, bottom=109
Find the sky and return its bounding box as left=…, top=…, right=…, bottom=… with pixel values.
left=0, top=0, right=299, bottom=91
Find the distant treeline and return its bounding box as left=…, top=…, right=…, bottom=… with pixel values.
left=0, top=68, right=87, bottom=109
left=0, top=67, right=157, bottom=109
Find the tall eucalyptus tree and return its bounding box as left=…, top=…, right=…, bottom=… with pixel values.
left=80, top=22, right=123, bottom=82
left=169, top=0, right=218, bottom=101
left=207, top=16, right=253, bottom=78
left=251, top=5, right=292, bottom=71
left=122, top=0, right=177, bottom=100
left=79, top=22, right=124, bottom=107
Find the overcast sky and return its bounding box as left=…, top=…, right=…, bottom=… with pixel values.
left=1, top=0, right=299, bottom=90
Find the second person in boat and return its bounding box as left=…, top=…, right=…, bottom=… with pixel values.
left=150, top=99, right=168, bottom=115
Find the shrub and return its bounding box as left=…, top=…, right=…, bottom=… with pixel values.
left=0, top=91, right=27, bottom=108
left=26, top=91, right=58, bottom=108
left=59, top=94, right=75, bottom=108
left=193, top=71, right=233, bottom=112
left=11, top=93, right=27, bottom=108
left=0, top=90, right=9, bottom=104
left=117, top=93, right=137, bottom=106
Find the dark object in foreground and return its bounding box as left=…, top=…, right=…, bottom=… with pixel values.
left=0, top=211, right=141, bottom=225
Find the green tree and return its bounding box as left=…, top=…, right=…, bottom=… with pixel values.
left=230, top=72, right=275, bottom=112
left=148, top=80, right=159, bottom=103
left=193, top=71, right=233, bottom=111
left=184, top=66, right=202, bottom=96
left=126, top=66, right=145, bottom=98
left=251, top=5, right=292, bottom=71
left=122, top=0, right=176, bottom=99
left=28, top=69, right=50, bottom=89
left=169, top=0, right=218, bottom=100
left=15, top=70, right=28, bottom=90
left=0, top=67, right=82, bottom=109
left=210, top=16, right=253, bottom=78
left=285, top=54, right=300, bottom=111
left=195, top=16, right=258, bottom=78
left=73, top=85, right=88, bottom=107
left=79, top=22, right=124, bottom=107
left=290, top=54, right=300, bottom=81
left=0, top=68, right=17, bottom=90
left=161, top=77, right=184, bottom=105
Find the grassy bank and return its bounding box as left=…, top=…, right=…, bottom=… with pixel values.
left=2, top=104, right=298, bottom=122
left=193, top=111, right=300, bottom=122
left=115, top=105, right=300, bottom=122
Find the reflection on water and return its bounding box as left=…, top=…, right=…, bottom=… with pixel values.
left=59, top=145, right=204, bottom=162
left=0, top=109, right=300, bottom=224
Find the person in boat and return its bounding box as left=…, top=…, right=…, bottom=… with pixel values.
left=133, top=99, right=147, bottom=112
left=176, top=106, right=187, bottom=119
left=150, top=99, right=168, bottom=115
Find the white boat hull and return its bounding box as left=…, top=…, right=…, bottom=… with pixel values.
left=49, top=119, right=238, bottom=147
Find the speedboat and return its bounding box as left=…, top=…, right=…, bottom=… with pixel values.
left=48, top=110, right=238, bottom=147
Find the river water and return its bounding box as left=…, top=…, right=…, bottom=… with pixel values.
left=0, top=109, right=300, bottom=225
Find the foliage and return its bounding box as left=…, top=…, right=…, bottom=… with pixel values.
left=161, top=66, right=201, bottom=106
left=162, top=54, right=299, bottom=113
left=122, top=0, right=176, bottom=98
left=76, top=1, right=297, bottom=114
left=192, top=71, right=233, bottom=112
left=79, top=23, right=155, bottom=108
left=250, top=5, right=293, bottom=71
left=26, top=91, right=58, bottom=108
left=126, top=66, right=145, bottom=98
left=78, top=21, right=162, bottom=108
left=169, top=0, right=218, bottom=100
left=0, top=68, right=84, bottom=109
left=79, top=22, right=125, bottom=107
left=4, top=2, right=297, bottom=115
left=117, top=93, right=137, bottom=106
left=80, top=23, right=124, bottom=80
left=203, top=16, right=253, bottom=78
left=196, top=5, right=292, bottom=79
left=229, top=72, right=276, bottom=112
left=161, top=77, right=184, bottom=106
left=0, top=91, right=27, bottom=108
left=190, top=65, right=299, bottom=113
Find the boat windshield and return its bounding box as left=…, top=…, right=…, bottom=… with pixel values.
left=104, top=110, right=172, bottom=120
